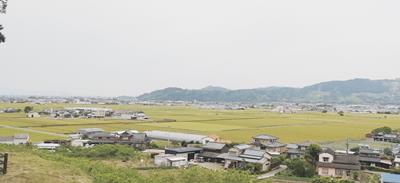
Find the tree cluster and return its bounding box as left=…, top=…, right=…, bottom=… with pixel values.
left=371, top=126, right=392, bottom=134
left=0, top=0, right=8, bottom=43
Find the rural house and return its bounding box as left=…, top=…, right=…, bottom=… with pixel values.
left=200, top=142, right=229, bottom=163
left=87, top=131, right=150, bottom=150
left=372, top=133, right=400, bottom=143
left=286, top=142, right=310, bottom=159
left=359, top=147, right=392, bottom=169
left=154, top=154, right=188, bottom=168
left=252, top=134, right=287, bottom=154
left=317, top=148, right=361, bottom=179
left=218, top=148, right=271, bottom=172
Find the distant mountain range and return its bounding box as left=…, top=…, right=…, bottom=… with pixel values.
left=137, top=79, right=400, bottom=104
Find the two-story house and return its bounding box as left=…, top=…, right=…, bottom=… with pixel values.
left=317, top=148, right=361, bottom=179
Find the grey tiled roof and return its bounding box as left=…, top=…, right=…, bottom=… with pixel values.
left=317, top=162, right=361, bottom=170
left=240, top=149, right=265, bottom=159
left=334, top=154, right=359, bottom=164
left=359, top=156, right=381, bottom=163
left=260, top=141, right=286, bottom=148
left=234, top=144, right=252, bottom=150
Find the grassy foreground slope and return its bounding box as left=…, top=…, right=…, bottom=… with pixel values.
left=0, top=146, right=91, bottom=183
left=0, top=145, right=255, bottom=183
left=1, top=103, right=400, bottom=143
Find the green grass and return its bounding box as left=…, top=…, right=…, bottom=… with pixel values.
left=1, top=103, right=400, bottom=143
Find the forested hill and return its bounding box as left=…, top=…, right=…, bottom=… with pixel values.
left=137, top=79, right=400, bottom=104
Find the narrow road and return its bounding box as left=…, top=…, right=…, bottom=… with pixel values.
left=257, top=165, right=288, bottom=180
left=0, top=125, right=68, bottom=137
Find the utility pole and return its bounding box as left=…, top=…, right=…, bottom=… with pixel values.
left=346, top=138, right=350, bottom=155
left=0, top=153, right=8, bottom=175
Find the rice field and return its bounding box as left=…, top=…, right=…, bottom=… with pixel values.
left=1, top=103, right=400, bottom=143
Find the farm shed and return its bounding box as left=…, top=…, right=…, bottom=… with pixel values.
left=26, top=112, right=40, bottom=118
left=167, top=156, right=187, bottom=167
left=13, top=134, right=30, bottom=144
left=154, top=154, right=175, bottom=166
left=154, top=154, right=188, bottom=168
left=36, top=143, right=60, bottom=150
left=165, top=147, right=202, bottom=161
left=144, top=130, right=215, bottom=144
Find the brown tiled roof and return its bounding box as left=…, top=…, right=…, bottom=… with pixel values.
left=317, top=162, right=361, bottom=170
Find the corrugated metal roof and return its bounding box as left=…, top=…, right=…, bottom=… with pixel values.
left=203, top=142, right=226, bottom=150
left=382, top=173, right=400, bottom=183
left=166, top=156, right=187, bottom=162
left=144, top=131, right=212, bottom=143
left=253, top=134, right=278, bottom=140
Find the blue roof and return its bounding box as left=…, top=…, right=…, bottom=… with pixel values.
left=382, top=173, right=400, bottom=183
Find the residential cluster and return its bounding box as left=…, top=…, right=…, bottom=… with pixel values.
left=3, top=129, right=400, bottom=182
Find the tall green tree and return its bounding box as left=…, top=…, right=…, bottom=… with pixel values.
left=305, top=144, right=322, bottom=165
left=286, top=158, right=315, bottom=177
left=24, top=106, right=34, bottom=113
left=0, top=0, right=8, bottom=43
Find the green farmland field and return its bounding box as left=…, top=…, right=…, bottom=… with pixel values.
left=1, top=103, right=400, bottom=143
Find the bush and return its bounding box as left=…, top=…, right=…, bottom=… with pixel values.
left=312, top=177, right=355, bottom=183
left=56, top=144, right=143, bottom=160
left=242, top=163, right=263, bottom=173
left=285, top=158, right=315, bottom=177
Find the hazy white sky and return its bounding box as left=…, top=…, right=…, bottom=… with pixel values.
left=1, top=0, right=400, bottom=96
